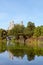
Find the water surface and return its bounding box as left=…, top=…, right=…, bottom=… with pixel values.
left=0, top=41, right=43, bottom=65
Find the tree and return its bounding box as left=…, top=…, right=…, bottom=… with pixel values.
left=24, top=21, right=35, bottom=38
left=0, top=29, right=2, bottom=37
left=1, top=30, right=7, bottom=39
left=40, top=26, right=43, bottom=36
left=33, top=26, right=41, bottom=37
left=0, top=29, right=7, bottom=39
left=7, top=24, right=25, bottom=39
left=27, top=21, right=35, bottom=30
left=14, top=24, right=25, bottom=38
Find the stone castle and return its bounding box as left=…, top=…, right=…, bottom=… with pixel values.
left=8, top=20, right=23, bottom=30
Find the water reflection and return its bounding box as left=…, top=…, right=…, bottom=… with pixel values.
left=7, top=49, right=35, bottom=61
left=0, top=41, right=43, bottom=65
left=0, top=41, right=6, bottom=53
left=0, top=41, right=43, bottom=61
left=8, top=51, right=14, bottom=60
left=7, top=48, right=43, bottom=61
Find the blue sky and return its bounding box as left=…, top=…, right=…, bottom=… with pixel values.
left=0, top=0, right=43, bottom=29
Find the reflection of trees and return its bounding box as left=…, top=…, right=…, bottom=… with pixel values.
left=7, top=46, right=43, bottom=61
left=9, top=49, right=25, bottom=59
left=0, top=40, right=6, bottom=53
left=26, top=48, right=35, bottom=61
left=35, top=48, right=43, bottom=56
left=0, top=40, right=43, bottom=61
left=8, top=48, right=35, bottom=61
left=14, top=49, right=25, bottom=59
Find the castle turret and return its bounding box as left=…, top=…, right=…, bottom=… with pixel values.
left=20, top=21, right=23, bottom=25
left=8, top=20, right=14, bottom=30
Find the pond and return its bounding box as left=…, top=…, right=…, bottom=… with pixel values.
left=0, top=41, right=43, bottom=65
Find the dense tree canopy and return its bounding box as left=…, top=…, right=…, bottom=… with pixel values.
left=6, top=21, right=43, bottom=39
left=0, top=21, right=43, bottom=39
left=40, top=26, right=43, bottom=36
left=26, top=21, right=35, bottom=37
left=7, top=24, right=25, bottom=39
left=33, top=26, right=41, bottom=37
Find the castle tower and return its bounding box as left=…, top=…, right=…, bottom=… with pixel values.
left=8, top=20, right=14, bottom=30
left=20, top=21, right=23, bottom=25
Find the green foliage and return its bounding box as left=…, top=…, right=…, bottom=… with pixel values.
left=27, top=21, right=35, bottom=30
left=0, top=39, right=6, bottom=52
left=0, top=29, right=7, bottom=39
left=40, top=26, right=43, bottom=36
left=33, top=26, right=41, bottom=37
left=24, top=21, right=35, bottom=37
left=0, top=29, right=3, bottom=37
left=7, top=29, right=14, bottom=36
left=4, top=21, right=43, bottom=39
left=13, top=24, right=24, bottom=35
left=1, top=30, right=7, bottom=39
left=8, top=24, right=25, bottom=39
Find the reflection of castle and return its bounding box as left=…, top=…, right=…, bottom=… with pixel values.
left=8, top=20, right=23, bottom=30
left=8, top=51, right=14, bottom=60
left=20, top=21, right=23, bottom=25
